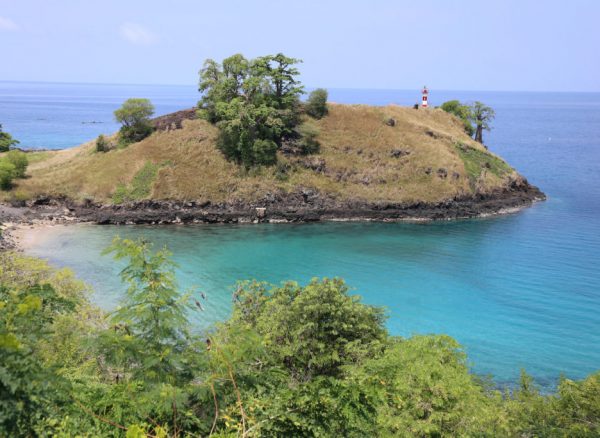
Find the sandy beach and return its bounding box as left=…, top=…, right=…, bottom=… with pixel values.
left=1, top=221, right=69, bottom=252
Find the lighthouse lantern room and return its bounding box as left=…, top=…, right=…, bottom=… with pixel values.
left=421, top=86, right=429, bottom=108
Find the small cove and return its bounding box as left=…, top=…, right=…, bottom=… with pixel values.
left=9, top=85, right=600, bottom=389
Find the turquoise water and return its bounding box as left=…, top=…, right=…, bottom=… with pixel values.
left=7, top=83, right=600, bottom=388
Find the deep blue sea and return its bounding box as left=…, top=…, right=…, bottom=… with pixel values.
left=3, top=81, right=599, bottom=389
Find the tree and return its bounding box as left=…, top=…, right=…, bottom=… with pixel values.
left=0, top=124, right=19, bottom=152
left=198, top=53, right=306, bottom=167
left=114, top=98, right=155, bottom=145
left=470, top=101, right=495, bottom=144
left=440, top=100, right=474, bottom=136
left=305, top=88, right=329, bottom=119
left=6, top=150, right=28, bottom=178
left=100, top=237, right=196, bottom=383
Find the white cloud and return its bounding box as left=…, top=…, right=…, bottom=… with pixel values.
left=119, top=22, right=157, bottom=45
left=0, top=16, right=19, bottom=31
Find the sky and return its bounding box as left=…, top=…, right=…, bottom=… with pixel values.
left=0, top=0, right=599, bottom=91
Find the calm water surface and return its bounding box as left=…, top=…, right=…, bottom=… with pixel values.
left=7, top=82, right=600, bottom=388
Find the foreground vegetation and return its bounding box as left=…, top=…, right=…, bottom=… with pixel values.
left=1, top=241, right=598, bottom=436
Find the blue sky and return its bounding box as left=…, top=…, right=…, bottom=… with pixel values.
left=0, top=0, right=598, bottom=91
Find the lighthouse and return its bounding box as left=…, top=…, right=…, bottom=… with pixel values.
left=421, top=86, right=429, bottom=108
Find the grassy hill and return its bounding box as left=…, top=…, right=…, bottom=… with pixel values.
left=1, top=104, right=531, bottom=208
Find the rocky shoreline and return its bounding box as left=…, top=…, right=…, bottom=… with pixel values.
left=0, top=179, right=545, bottom=251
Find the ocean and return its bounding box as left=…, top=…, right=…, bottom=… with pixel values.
left=3, top=81, right=599, bottom=389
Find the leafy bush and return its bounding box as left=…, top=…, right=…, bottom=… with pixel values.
left=305, top=88, right=329, bottom=119
left=296, top=122, right=321, bottom=154
left=6, top=150, right=28, bottom=178
left=441, top=100, right=474, bottom=136
left=95, top=134, right=108, bottom=152
left=0, top=124, right=19, bottom=152
left=0, top=159, right=16, bottom=190
left=252, top=139, right=278, bottom=166
left=114, top=98, right=155, bottom=145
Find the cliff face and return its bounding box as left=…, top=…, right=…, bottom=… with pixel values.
left=0, top=104, right=544, bottom=221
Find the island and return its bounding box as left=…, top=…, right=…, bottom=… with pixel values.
left=0, top=103, right=544, bottom=226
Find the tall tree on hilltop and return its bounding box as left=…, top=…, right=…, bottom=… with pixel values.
left=470, top=101, right=495, bottom=144
left=197, top=53, right=305, bottom=166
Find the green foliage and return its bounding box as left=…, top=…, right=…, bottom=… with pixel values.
left=6, top=150, right=28, bottom=178
left=440, top=100, right=474, bottom=136
left=506, top=370, right=600, bottom=436
left=470, top=101, right=495, bottom=144
left=455, top=142, right=512, bottom=185
left=0, top=124, right=19, bottom=152
left=0, top=283, right=75, bottom=435
left=0, top=159, right=16, bottom=190
left=100, top=238, right=197, bottom=383
left=352, top=336, right=508, bottom=435
left=1, top=248, right=599, bottom=437
left=296, top=122, right=321, bottom=154
left=114, top=98, right=155, bottom=145
left=230, top=278, right=387, bottom=381
left=112, top=162, right=159, bottom=204
left=305, top=88, right=329, bottom=119
left=96, top=134, right=109, bottom=153
left=252, top=139, right=278, bottom=166
left=0, top=251, right=90, bottom=436
left=0, top=150, right=28, bottom=190
left=198, top=53, right=306, bottom=167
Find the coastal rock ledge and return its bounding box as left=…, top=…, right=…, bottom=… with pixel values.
left=1, top=178, right=544, bottom=227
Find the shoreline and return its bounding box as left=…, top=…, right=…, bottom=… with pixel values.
left=0, top=182, right=546, bottom=252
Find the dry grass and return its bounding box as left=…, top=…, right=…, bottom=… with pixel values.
left=1, top=105, right=518, bottom=204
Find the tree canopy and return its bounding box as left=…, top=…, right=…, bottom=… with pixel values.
left=440, top=100, right=495, bottom=144
left=440, top=100, right=474, bottom=136
left=114, top=98, right=155, bottom=145
left=198, top=53, right=323, bottom=167
left=471, top=101, right=496, bottom=144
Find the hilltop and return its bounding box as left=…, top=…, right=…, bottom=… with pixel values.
left=0, top=104, right=544, bottom=224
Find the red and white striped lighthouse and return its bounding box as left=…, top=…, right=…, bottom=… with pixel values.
left=421, top=86, right=429, bottom=108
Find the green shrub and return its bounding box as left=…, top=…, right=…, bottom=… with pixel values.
left=95, top=134, right=108, bottom=153
left=252, top=139, right=278, bottom=166
left=305, top=88, right=329, bottom=119
left=118, top=123, right=154, bottom=146
left=6, top=150, right=28, bottom=178
left=0, top=124, right=19, bottom=152
left=441, top=100, right=474, bottom=136
left=297, top=122, right=321, bottom=154
left=0, top=159, right=16, bottom=189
